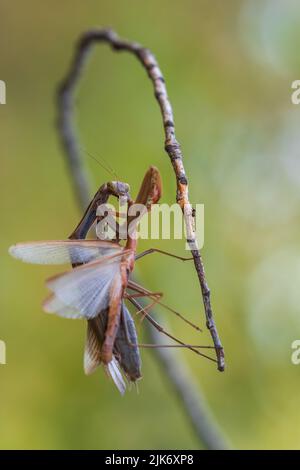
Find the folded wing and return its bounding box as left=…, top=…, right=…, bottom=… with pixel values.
left=84, top=315, right=126, bottom=395
left=84, top=305, right=142, bottom=383
left=115, top=304, right=142, bottom=381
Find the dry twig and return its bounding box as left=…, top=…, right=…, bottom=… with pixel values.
left=57, top=28, right=224, bottom=371
left=56, top=27, right=228, bottom=449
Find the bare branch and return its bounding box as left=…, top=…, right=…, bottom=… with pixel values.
left=56, top=27, right=228, bottom=449
left=57, top=28, right=224, bottom=371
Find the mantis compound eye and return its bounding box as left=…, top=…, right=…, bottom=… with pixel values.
left=107, top=181, right=130, bottom=200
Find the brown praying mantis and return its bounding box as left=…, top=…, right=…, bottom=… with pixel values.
left=9, top=167, right=216, bottom=394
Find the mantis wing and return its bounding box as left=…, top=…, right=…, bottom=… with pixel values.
left=9, top=240, right=121, bottom=265
left=114, top=303, right=142, bottom=381
left=84, top=317, right=105, bottom=375
left=84, top=315, right=126, bottom=395
left=84, top=304, right=142, bottom=381
left=44, top=254, right=126, bottom=319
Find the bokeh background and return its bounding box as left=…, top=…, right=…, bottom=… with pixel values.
left=1, top=0, right=300, bottom=450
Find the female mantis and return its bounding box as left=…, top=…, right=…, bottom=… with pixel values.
left=9, top=167, right=216, bottom=393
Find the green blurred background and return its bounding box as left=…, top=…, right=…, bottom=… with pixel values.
left=1, top=0, right=300, bottom=450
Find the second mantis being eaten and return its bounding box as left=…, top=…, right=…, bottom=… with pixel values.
left=9, top=167, right=217, bottom=393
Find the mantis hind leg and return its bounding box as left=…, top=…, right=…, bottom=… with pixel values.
left=127, top=280, right=203, bottom=332
left=135, top=248, right=193, bottom=262
left=127, top=296, right=217, bottom=364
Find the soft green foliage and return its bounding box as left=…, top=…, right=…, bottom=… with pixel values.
left=1, top=0, right=300, bottom=450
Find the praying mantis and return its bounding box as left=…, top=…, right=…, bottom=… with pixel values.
left=9, top=167, right=216, bottom=394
